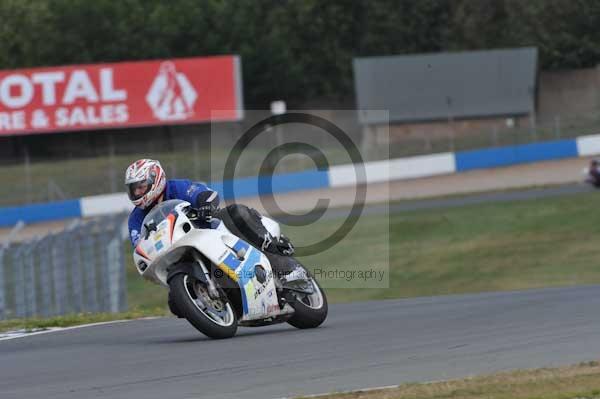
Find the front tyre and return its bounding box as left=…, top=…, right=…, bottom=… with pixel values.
left=287, top=277, right=328, bottom=329
left=168, top=274, right=238, bottom=339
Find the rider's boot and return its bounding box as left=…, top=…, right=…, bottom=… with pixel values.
left=266, top=253, right=313, bottom=294
left=262, top=233, right=295, bottom=256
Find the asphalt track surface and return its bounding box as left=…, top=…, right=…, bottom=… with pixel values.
left=1, top=285, right=600, bottom=399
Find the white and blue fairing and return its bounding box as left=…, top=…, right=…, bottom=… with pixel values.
left=133, top=200, right=289, bottom=322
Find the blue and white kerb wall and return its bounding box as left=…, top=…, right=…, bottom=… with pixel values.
left=2, top=133, right=600, bottom=227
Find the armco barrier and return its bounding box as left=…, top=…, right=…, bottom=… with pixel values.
left=0, top=199, right=81, bottom=226
left=2, top=133, right=600, bottom=227
left=210, top=169, right=331, bottom=198
left=454, top=139, right=578, bottom=171
left=327, top=152, right=456, bottom=187
left=577, top=135, right=600, bottom=156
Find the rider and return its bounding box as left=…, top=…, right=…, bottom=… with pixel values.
left=125, top=158, right=296, bottom=260
left=588, top=159, right=600, bottom=187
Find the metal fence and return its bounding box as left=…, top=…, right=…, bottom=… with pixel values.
left=386, top=110, right=600, bottom=159
left=0, top=214, right=128, bottom=320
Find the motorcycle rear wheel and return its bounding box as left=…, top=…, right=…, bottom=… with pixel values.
left=168, top=274, right=238, bottom=339
left=287, top=273, right=328, bottom=329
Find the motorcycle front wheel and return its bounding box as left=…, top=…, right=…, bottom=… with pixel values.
left=168, top=274, right=238, bottom=339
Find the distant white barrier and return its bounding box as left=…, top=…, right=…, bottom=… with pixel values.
left=328, top=152, right=456, bottom=187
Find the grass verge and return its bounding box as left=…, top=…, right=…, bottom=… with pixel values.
left=300, top=361, right=600, bottom=399
left=0, top=308, right=168, bottom=333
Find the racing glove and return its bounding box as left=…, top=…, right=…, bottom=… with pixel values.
left=194, top=190, right=219, bottom=223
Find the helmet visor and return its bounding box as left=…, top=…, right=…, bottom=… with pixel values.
left=127, top=179, right=153, bottom=201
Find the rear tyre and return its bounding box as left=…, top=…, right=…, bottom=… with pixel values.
left=168, top=274, right=238, bottom=339
left=287, top=276, right=328, bottom=329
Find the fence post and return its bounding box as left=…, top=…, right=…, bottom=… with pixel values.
left=12, top=245, right=26, bottom=318
left=38, top=236, right=53, bottom=318
left=82, top=224, right=99, bottom=313
left=97, top=226, right=111, bottom=313
left=107, top=233, right=121, bottom=313
left=51, top=235, right=68, bottom=315
left=102, top=214, right=128, bottom=313
left=69, top=228, right=84, bottom=314
left=24, top=239, right=37, bottom=317
left=492, top=126, right=499, bottom=147
left=119, top=215, right=129, bottom=312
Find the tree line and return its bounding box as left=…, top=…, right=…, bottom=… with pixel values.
left=1, top=0, right=598, bottom=107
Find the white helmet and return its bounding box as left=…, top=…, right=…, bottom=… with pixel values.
left=125, top=159, right=166, bottom=209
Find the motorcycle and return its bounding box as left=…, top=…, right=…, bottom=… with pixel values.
left=132, top=199, right=328, bottom=339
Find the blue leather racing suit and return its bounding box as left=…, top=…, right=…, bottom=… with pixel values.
left=128, top=179, right=218, bottom=247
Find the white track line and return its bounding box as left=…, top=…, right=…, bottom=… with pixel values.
left=0, top=317, right=162, bottom=341
left=276, top=385, right=401, bottom=399
left=275, top=379, right=452, bottom=399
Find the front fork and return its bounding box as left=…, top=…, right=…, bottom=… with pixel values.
left=192, top=252, right=221, bottom=299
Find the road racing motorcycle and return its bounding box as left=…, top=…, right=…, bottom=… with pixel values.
left=132, top=199, right=328, bottom=339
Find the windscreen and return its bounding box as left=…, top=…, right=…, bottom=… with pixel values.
left=140, top=199, right=186, bottom=239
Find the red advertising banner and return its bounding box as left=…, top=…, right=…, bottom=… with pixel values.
left=0, top=55, right=243, bottom=136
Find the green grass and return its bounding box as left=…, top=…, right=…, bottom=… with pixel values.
left=289, top=189, right=600, bottom=303
left=0, top=309, right=166, bottom=333
left=301, top=361, right=600, bottom=399
left=340, top=190, right=600, bottom=302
